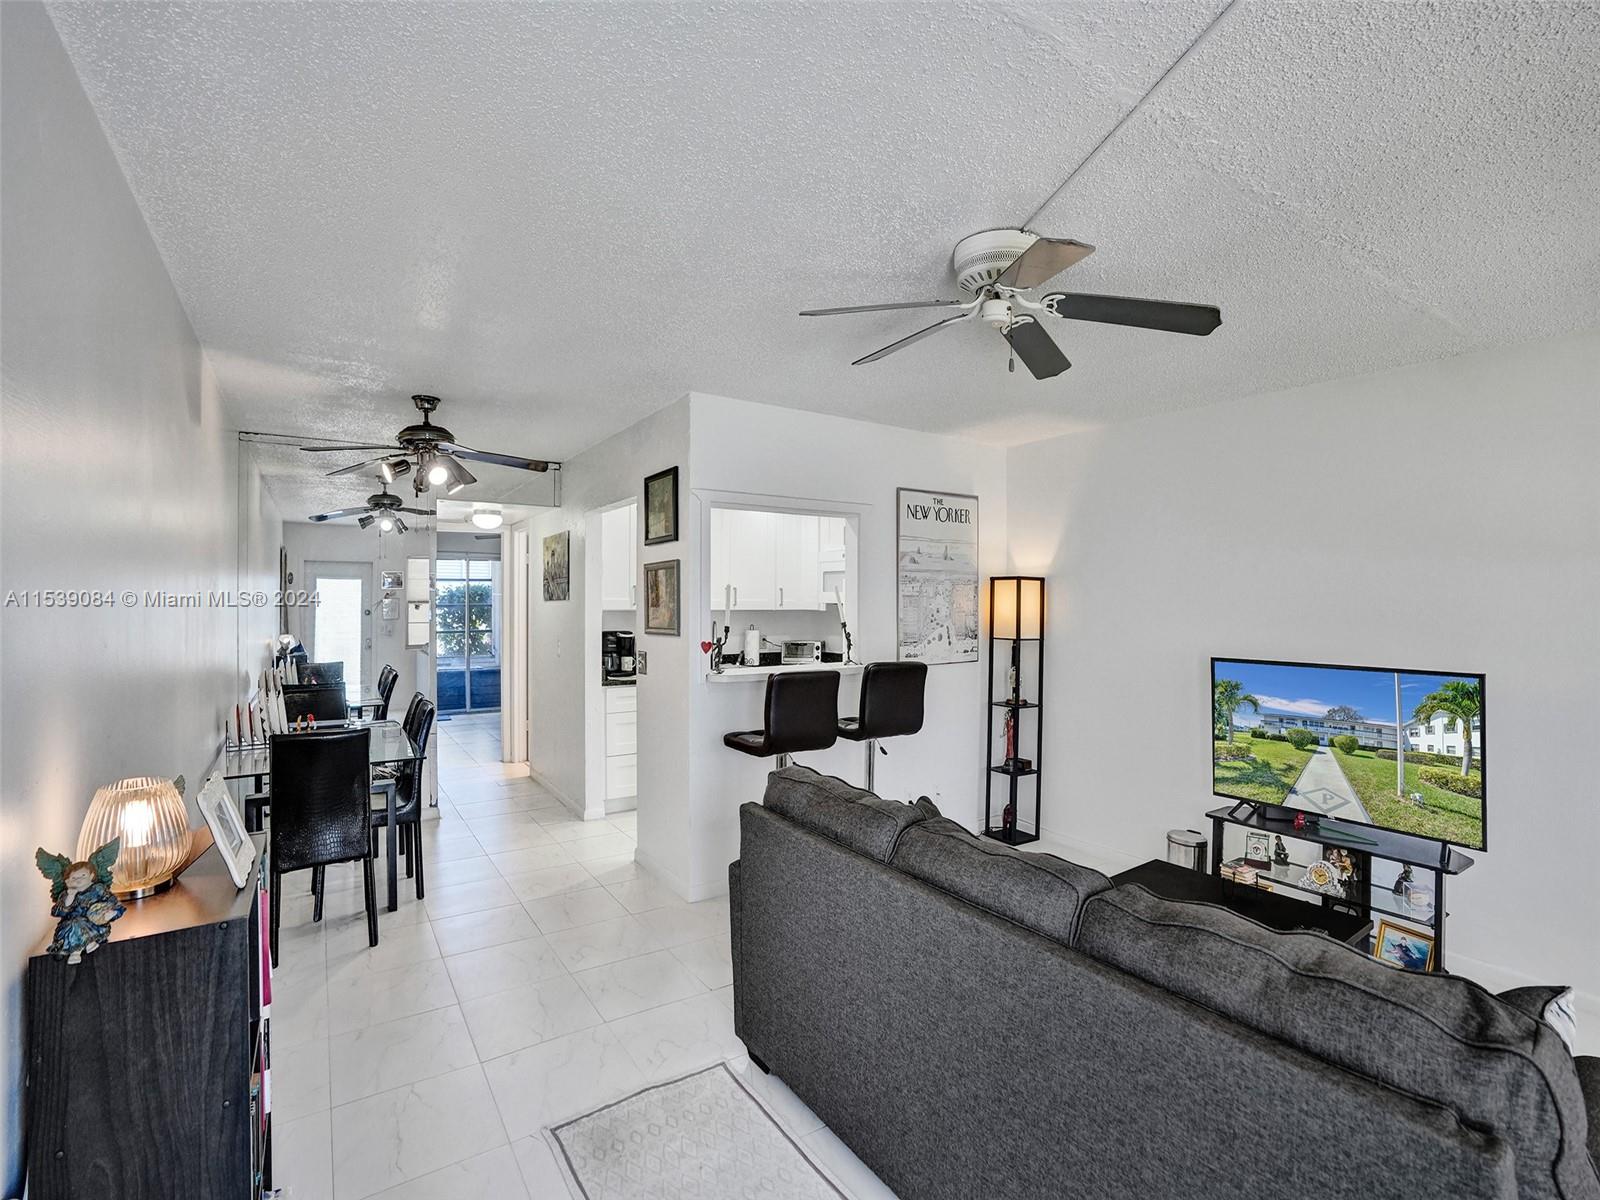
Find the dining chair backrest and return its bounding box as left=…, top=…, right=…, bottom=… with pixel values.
left=393, top=698, right=436, bottom=816
left=285, top=685, right=349, bottom=723
left=269, top=728, right=371, bottom=872
left=400, top=690, right=426, bottom=731
left=375, top=665, right=399, bottom=720
left=303, top=661, right=345, bottom=688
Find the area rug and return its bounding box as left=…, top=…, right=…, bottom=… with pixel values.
left=546, top=1062, right=849, bottom=1199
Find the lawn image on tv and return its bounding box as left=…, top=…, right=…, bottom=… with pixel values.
left=1212, top=659, right=1484, bottom=851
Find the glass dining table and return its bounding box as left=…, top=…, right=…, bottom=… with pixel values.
left=220, top=719, right=420, bottom=912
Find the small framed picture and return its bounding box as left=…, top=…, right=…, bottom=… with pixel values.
left=198, top=771, right=255, bottom=890
left=1373, top=919, right=1436, bottom=972
left=1243, top=830, right=1270, bottom=867
left=643, top=558, right=680, bottom=635
left=379, top=570, right=403, bottom=590
left=643, top=466, right=679, bottom=545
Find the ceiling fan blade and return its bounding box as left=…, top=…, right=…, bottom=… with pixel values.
left=399, top=507, right=434, bottom=517
left=995, top=238, right=1095, bottom=289
left=1042, top=292, right=1221, bottom=336
left=852, top=312, right=973, bottom=365
left=324, top=456, right=388, bottom=478
left=800, top=299, right=968, bottom=317
left=299, top=443, right=397, bottom=453
left=308, top=507, right=372, bottom=523
left=1003, top=317, right=1071, bottom=379
left=437, top=443, right=551, bottom=472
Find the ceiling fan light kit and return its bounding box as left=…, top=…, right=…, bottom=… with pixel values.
left=802, top=227, right=1221, bottom=380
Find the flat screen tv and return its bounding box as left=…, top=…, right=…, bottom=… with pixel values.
left=1212, top=658, right=1485, bottom=851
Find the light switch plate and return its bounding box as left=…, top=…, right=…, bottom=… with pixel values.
left=638, top=650, right=648, bottom=675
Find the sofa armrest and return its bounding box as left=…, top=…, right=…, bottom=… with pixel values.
left=1576, top=1056, right=1600, bottom=1167
left=728, top=859, right=743, bottom=1038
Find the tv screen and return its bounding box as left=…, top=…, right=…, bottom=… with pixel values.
left=1212, top=658, right=1485, bottom=851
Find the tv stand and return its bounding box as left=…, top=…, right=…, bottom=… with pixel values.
left=1206, top=805, right=1473, bottom=971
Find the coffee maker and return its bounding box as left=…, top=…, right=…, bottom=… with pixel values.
left=602, top=630, right=636, bottom=680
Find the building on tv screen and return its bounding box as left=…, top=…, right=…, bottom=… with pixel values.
left=1212, top=659, right=1484, bottom=851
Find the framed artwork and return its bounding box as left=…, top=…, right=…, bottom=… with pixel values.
left=643, top=466, right=679, bottom=545
left=198, top=771, right=255, bottom=890
left=542, top=530, right=571, bottom=601
left=1243, top=831, right=1271, bottom=867
left=379, top=570, right=403, bottom=590
left=1373, top=920, right=1436, bottom=972
left=643, top=558, right=680, bottom=635
left=896, top=488, right=979, bottom=664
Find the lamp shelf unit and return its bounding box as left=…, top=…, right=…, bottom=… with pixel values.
left=983, top=576, right=1046, bottom=847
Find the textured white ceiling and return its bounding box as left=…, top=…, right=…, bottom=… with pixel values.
left=49, top=0, right=1600, bottom=519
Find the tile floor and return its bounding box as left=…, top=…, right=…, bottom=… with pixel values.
left=270, top=712, right=896, bottom=1199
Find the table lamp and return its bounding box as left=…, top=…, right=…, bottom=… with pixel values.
left=77, top=776, right=193, bottom=898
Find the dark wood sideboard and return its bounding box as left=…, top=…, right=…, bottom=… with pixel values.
left=25, top=834, right=271, bottom=1199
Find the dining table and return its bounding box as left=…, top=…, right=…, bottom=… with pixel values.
left=220, top=718, right=421, bottom=912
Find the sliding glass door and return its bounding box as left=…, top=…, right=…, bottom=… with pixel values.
left=435, top=556, right=501, bottom=712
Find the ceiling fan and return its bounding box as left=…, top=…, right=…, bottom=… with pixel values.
left=801, top=229, right=1221, bottom=379
left=308, top=486, right=431, bottom=534
left=301, top=394, right=554, bottom=495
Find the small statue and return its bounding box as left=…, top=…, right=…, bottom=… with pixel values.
left=1002, top=799, right=1015, bottom=836
left=1272, top=835, right=1291, bottom=867
left=36, top=840, right=125, bottom=964
left=1392, top=864, right=1414, bottom=897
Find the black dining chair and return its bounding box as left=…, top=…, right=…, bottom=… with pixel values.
left=302, top=661, right=345, bottom=688
left=285, top=685, right=349, bottom=723
left=371, top=697, right=436, bottom=901
left=267, top=727, right=378, bottom=964
left=374, top=665, right=399, bottom=720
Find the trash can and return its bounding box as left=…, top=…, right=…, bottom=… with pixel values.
left=1166, top=829, right=1207, bottom=872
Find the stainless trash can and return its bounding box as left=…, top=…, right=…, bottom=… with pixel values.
left=1166, top=829, right=1207, bottom=872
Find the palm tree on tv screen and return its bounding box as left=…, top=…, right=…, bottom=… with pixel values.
left=1411, top=680, right=1482, bottom=776
left=1213, top=679, right=1260, bottom=743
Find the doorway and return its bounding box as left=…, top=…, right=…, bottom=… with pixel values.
left=307, top=560, right=372, bottom=703
left=435, top=550, right=501, bottom=714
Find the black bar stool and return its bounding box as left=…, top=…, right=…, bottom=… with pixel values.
left=723, top=670, right=841, bottom=769
left=837, top=661, right=927, bottom=792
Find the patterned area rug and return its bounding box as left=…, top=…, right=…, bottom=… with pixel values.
left=547, top=1063, right=847, bottom=1199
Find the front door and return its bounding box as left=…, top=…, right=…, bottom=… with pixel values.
left=307, top=560, right=372, bottom=704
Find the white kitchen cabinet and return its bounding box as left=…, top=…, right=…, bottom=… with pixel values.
left=711, top=508, right=778, bottom=610
left=774, top=513, right=821, bottom=609
left=603, top=685, right=637, bottom=801
left=600, top=502, right=637, bottom=611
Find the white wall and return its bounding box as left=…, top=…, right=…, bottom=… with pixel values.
left=526, top=399, right=692, bottom=879
left=0, top=5, right=273, bottom=1189
left=1006, top=332, right=1600, bottom=1001
left=688, top=394, right=1008, bottom=897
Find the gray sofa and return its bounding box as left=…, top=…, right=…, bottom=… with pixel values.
left=730, top=766, right=1600, bottom=1199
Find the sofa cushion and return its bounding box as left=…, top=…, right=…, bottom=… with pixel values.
left=1078, top=884, right=1600, bottom=1199
left=762, top=766, right=925, bottom=862
left=1576, top=1057, right=1600, bottom=1169
left=1502, top=985, right=1579, bottom=1054
left=888, top=817, right=1112, bottom=947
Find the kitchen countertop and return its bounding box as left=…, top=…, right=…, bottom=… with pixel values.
left=602, top=675, right=637, bottom=687
left=705, top=663, right=864, bottom=684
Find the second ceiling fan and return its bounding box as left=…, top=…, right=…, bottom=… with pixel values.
left=801, top=229, right=1222, bottom=379
left=308, top=486, right=431, bottom=534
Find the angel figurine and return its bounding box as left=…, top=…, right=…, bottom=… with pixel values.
left=36, top=839, right=125, bottom=964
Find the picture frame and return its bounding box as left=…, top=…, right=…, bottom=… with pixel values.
left=643, top=466, right=679, bottom=545
left=895, top=487, right=979, bottom=664
left=1243, top=830, right=1271, bottom=867
left=1373, top=919, right=1436, bottom=972
left=542, top=530, right=571, bottom=601
left=379, top=570, right=403, bottom=590
left=198, top=771, right=255, bottom=890
left=643, top=558, right=680, bottom=635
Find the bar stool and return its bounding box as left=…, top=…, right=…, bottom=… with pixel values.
left=723, top=670, right=841, bottom=768
left=836, top=661, right=927, bottom=792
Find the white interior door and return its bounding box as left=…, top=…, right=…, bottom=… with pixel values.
left=308, top=560, right=372, bottom=702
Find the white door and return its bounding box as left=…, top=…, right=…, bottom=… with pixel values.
left=724, top=509, right=777, bottom=609
left=774, top=514, right=821, bottom=609
left=308, top=561, right=372, bottom=703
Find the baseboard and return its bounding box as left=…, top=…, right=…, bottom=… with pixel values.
left=526, top=764, right=584, bottom=820
left=632, top=843, right=694, bottom=900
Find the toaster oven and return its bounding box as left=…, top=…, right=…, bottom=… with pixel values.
left=780, top=640, right=822, bottom=664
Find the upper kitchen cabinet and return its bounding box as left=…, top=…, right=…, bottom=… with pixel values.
left=600, top=501, right=638, bottom=611
left=710, top=507, right=838, bottom=612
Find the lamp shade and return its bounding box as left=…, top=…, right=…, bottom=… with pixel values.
left=990, top=577, right=1044, bottom=639
left=77, top=776, right=192, bottom=898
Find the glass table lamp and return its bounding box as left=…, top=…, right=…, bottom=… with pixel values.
left=77, top=776, right=193, bottom=898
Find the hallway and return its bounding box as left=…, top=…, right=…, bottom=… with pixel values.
left=436, top=710, right=504, bottom=771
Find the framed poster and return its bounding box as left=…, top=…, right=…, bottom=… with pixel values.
left=643, top=466, right=679, bottom=545
left=542, top=530, right=571, bottom=601
left=198, top=771, right=255, bottom=890
left=643, top=558, right=680, bottom=635
left=896, top=488, right=979, bottom=664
